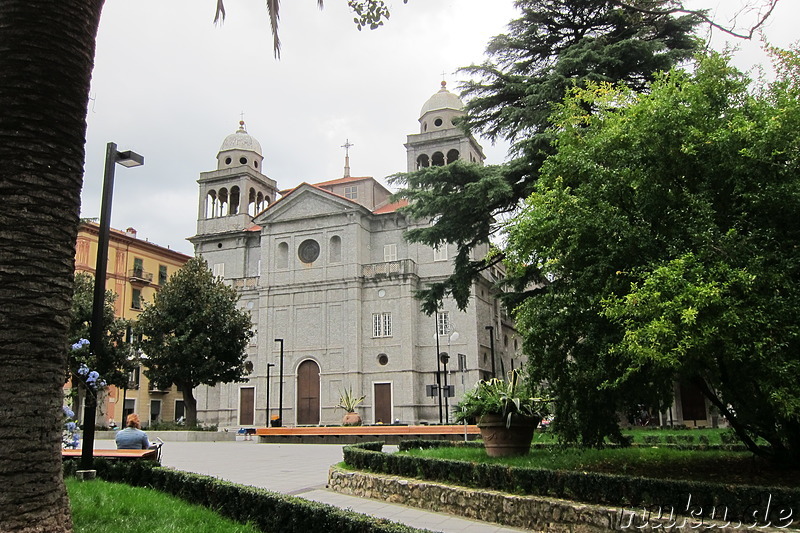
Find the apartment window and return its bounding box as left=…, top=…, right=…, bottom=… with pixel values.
left=128, top=366, right=140, bottom=389
left=175, top=400, right=185, bottom=422
left=433, top=244, right=448, bottom=262
left=131, top=288, right=142, bottom=310
left=158, top=265, right=168, bottom=285
left=133, top=257, right=144, bottom=276
left=383, top=244, right=397, bottom=262
left=212, top=262, right=225, bottom=279
left=344, top=185, right=358, bottom=199
left=437, top=311, right=450, bottom=336
left=373, top=312, right=392, bottom=338
left=150, top=399, right=162, bottom=424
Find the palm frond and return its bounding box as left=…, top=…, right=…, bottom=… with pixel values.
left=214, top=0, right=226, bottom=24
left=268, top=0, right=281, bottom=58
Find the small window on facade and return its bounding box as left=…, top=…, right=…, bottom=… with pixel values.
left=434, top=117, right=443, bottom=127
left=225, top=157, right=232, bottom=165
left=372, top=312, right=392, bottom=338
left=131, top=288, right=142, bottom=310
left=504, top=334, right=509, bottom=347
left=344, top=185, right=358, bottom=199
left=175, top=400, right=185, bottom=422
left=377, top=353, right=389, bottom=366
left=240, top=157, right=247, bottom=165
left=433, top=244, right=448, bottom=262
left=212, top=263, right=225, bottom=279
left=383, top=244, right=397, bottom=262
left=437, top=311, right=450, bottom=336
left=158, top=265, right=168, bottom=285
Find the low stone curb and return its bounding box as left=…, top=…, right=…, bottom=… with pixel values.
left=327, top=466, right=794, bottom=532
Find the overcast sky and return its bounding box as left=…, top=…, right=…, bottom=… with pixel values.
left=81, top=0, right=799, bottom=256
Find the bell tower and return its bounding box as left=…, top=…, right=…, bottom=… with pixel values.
left=194, top=121, right=278, bottom=237
left=405, top=81, right=485, bottom=172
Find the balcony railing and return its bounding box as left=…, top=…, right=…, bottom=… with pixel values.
left=361, top=259, right=417, bottom=279
left=129, top=269, right=154, bottom=284
left=231, top=277, right=259, bottom=289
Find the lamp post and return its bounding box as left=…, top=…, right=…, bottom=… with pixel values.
left=265, top=362, right=275, bottom=427
left=433, top=312, right=443, bottom=424
left=80, top=143, right=144, bottom=472
left=485, top=325, right=496, bottom=379
left=274, top=339, right=284, bottom=427
left=443, top=331, right=459, bottom=424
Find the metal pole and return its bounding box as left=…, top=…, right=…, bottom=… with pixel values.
left=265, top=363, right=274, bottom=426
left=434, top=312, right=443, bottom=424
left=275, top=339, right=284, bottom=426
left=80, top=142, right=118, bottom=472
left=486, top=325, right=496, bottom=379
left=443, top=355, right=450, bottom=424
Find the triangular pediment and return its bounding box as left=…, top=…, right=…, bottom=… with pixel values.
left=254, top=183, right=366, bottom=225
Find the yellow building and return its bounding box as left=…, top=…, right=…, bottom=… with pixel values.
left=75, top=221, right=191, bottom=428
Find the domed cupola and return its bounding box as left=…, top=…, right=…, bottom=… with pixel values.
left=405, top=81, right=485, bottom=172
left=418, top=81, right=465, bottom=134
left=217, top=120, right=264, bottom=172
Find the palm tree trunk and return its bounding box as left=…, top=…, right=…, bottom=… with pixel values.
left=0, top=0, right=104, bottom=531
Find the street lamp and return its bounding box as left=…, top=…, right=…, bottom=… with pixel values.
left=274, top=339, right=284, bottom=427
left=265, top=362, right=275, bottom=426
left=443, top=331, right=459, bottom=423
left=80, top=143, right=144, bottom=472
left=433, top=312, right=443, bottom=424
left=485, top=325, right=496, bottom=379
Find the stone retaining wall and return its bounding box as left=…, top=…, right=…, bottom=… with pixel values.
left=327, top=466, right=790, bottom=532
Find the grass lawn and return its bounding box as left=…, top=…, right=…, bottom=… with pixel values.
left=67, top=478, right=260, bottom=533
left=531, top=427, right=731, bottom=445
left=400, top=445, right=799, bottom=488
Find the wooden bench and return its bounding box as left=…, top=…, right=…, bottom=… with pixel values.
left=255, top=424, right=480, bottom=444
left=62, top=448, right=158, bottom=461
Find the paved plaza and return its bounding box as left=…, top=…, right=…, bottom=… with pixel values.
left=97, top=440, right=529, bottom=532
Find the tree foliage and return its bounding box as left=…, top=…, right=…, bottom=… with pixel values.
left=214, top=0, right=406, bottom=58
left=506, top=49, right=800, bottom=461
left=134, top=257, right=253, bottom=426
left=67, top=272, right=136, bottom=389
left=392, top=0, right=703, bottom=313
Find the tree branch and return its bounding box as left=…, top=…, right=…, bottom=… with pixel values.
left=612, top=0, right=779, bottom=40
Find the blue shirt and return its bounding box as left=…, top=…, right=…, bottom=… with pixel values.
left=115, top=427, right=151, bottom=449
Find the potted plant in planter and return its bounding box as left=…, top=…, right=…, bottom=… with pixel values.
left=336, top=387, right=366, bottom=426
left=455, top=370, right=544, bottom=457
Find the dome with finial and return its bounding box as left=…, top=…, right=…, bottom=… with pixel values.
left=419, top=81, right=464, bottom=118
left=219, top=121, right=263, bottom=156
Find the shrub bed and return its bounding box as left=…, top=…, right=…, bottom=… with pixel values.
left=345, top=442, right=799, bottom=525
left=64, top=459, right=432, bottom=533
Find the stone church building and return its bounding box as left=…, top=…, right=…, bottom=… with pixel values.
left=189, top=83, right=521, bottom=428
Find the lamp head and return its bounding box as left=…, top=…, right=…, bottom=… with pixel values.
left=115, top=150, right=144, bottom=168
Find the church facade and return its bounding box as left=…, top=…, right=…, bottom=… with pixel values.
left=189, top=84, right=522, bottom=428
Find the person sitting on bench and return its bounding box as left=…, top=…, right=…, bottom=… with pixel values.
left=115, top=413, right=152, bottom=450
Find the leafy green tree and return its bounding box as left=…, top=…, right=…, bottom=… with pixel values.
left=392, top=0, right=703, bottom=315
left=134, top=257, right=253, bottom=427
left=506, top=49, right=800, bottom=462
left=67, top=272, right=136, bottom=389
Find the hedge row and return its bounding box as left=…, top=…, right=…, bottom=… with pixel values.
left=345, top=442, right=799, bottom=525
left=397, top=439, right=747, bottom=453
left=64, top=459, right=433, bottom=533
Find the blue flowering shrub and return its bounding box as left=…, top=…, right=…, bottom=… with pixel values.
left=63, top=338, right=106, bottom=449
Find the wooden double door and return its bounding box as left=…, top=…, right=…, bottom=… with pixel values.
left=297, top=360, right=320, bottom=425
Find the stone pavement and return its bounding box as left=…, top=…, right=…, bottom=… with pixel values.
left=97, top=439, right=530, bottom=532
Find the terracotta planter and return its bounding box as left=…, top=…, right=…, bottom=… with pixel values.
left=477, top=413, right=540, bottom=457
left=342, top=411, right=362, bottom=426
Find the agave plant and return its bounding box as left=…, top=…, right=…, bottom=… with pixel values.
left=336, top=386, right=366, bottom=413
left=455, top=370, right=546, bottom=427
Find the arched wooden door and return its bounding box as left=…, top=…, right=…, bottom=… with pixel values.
left=296, top=360, right=320, bottom=425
